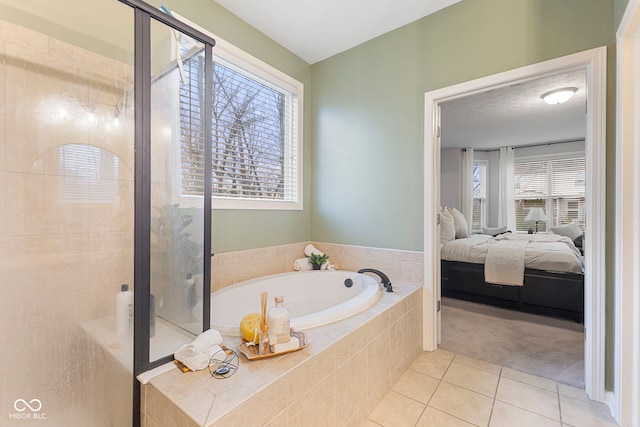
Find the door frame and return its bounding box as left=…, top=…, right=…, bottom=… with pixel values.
left=614, top=0, right=640, bottom=424
left=422, top=47, right=607, bottom=403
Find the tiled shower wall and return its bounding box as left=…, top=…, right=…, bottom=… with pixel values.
left=0, top=19, right=134, bottom=426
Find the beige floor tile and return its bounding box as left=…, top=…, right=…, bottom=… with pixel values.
left=411, top=351, right=453, bottom=379
left=428, top=381, right=493, bottom=426
left=392, top=369, right=440, bottom=404
left=453, top=354, right=502, bottom=375
left=432, top=348, right=456, bottom=361
left=495, top=377, right=560, bottom=421
left=368, top=390, right=425, bottom=427
left=500, top=366, right=557, bottom=392
left=559, top=395, right=618, bottom=427
left=490, top=400, right=561, bottom=427
left=557, top=383, right=589, bottom=402
left=442, top=362, right=499, bottom=397
left=416, top=406, right=475, bottom=427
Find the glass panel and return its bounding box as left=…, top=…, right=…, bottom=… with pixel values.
left=149, top=20, right=205, bottom=362
left=0, top=2, right=134, bottom=425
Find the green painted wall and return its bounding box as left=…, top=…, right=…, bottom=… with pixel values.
left=1, top=0, right=313, bottom=253
left=311, top=0, right=614, bottom=250
left=310, top=0, right=616, bottom=388
left=615, top=0, right=631, bottom=30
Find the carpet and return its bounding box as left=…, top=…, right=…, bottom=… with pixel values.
left=440, top=297, right=585, bottom=389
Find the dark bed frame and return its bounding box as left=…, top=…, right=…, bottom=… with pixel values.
left=441, top=260, right=584, bottom=323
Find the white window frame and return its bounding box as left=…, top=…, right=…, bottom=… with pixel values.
left=172, top=12, right=304, bottom=211
left=513, top=150, right=585, bottom=232
left=472, top=160, right=487, bottom=232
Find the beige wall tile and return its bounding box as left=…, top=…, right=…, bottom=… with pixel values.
left=213, top=377, right=288, bottom=427
left=335, top=348, right=367, bottom=423
left=288, top=347, right=336, bottom=401
left=288, top=372, right=336, bottom=427
left=0, top=20, right=48, bottom=53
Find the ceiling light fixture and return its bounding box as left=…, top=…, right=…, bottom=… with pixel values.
left=541, top=87, right=578, bottom=105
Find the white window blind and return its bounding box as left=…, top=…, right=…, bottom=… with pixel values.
left=179, top=47, right=300, bottom=207
left=471, top=162, right=486, bottom=232
left=58, top=144, right=119, bottom=203
left=514, top=156, right=585, bottom=232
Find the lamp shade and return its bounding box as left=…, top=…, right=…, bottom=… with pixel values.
left=525, top=207, right=548, bottom=222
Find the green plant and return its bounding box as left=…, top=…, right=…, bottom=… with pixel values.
left=151, top=204, right=203, bottom=276
left=308, top=252, right=329, bottom=266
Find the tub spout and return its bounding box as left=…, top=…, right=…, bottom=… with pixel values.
left=357, top=268, right=393, bottom=292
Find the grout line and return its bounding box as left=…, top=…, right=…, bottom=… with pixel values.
left=556, top=381, right=564, bottom=425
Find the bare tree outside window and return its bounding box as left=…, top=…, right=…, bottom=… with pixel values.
left=179, top=49, right=295, bottom=203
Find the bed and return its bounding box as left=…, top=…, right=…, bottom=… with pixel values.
left=440, top=233, right=585, bottom=322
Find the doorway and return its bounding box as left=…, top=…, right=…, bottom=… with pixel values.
left=422, top=47, right=607, bottom=402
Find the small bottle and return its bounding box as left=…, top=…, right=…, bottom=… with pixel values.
left=267, top=295, right=291, bottom=345
left=115, top=284, right=133, bottom=335
left=258, top=325, right=270, bottom=356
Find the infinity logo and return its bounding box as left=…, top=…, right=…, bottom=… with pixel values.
left=13, top=399, right=42, bottom=412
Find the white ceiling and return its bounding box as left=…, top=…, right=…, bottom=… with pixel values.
left=214, top=0, right=461, bottom=64
left=440, top=70, right=587, bottom=150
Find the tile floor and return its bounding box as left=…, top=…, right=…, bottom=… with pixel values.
left=365, top=349, right=618, bottom=427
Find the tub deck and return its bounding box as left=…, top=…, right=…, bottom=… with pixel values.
left=141, top=282, right=423, bottom=426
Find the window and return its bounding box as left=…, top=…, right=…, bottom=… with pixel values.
left=514, top=156, right=585, bottom=232
left=177, top=22, right=303, bottom=210
left=471, top=161, right=487, bottom=232
left=58, top=144, right=120, bottom=203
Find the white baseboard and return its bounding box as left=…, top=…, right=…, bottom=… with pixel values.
left=605, top=390, right=620, bottom=425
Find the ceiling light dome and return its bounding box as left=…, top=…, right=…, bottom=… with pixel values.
left=541, top=87, right=578, bottom=105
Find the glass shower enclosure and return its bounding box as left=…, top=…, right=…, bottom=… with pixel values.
left=0, top=0, right=214, bottom=425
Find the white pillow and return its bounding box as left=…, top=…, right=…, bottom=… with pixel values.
left=551, top=223, right=583, bottom=241
left=482, top=226, right=508, bottom=236
left=440, top=209, right=456, bottom=244
left=448, top=207, right=469, bottom=239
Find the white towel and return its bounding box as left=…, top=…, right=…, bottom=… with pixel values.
left=175, top=344, right=223, bottom=372
left=294, top=257, right=313, bottom=271
left=185, top=329, right=223, bottom=356
left=485, top=239, right=528, bottom=286
left=304, top=244, right=324, bottom=257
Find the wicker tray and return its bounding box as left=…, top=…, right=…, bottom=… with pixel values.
left=237, top=329, right=308, bottom=361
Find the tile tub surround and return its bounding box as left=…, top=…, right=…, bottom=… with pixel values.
left=142, top=282, right=423, bottom=426
left=210, top=242, right=424, bottom=292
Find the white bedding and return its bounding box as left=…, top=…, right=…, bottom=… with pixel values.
left=440, top=233, right=584, bottom=275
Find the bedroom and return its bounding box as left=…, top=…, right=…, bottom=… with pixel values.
left=438, top=69, right=587, bottom=387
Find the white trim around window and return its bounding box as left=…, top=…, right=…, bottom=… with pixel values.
left=172, top=11, right=303, bottom=211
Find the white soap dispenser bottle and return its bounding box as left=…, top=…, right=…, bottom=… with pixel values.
left=115, top=284, right=133, bottom=335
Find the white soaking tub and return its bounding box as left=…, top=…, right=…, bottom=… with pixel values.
left=210, top=270, right=381, bottom=335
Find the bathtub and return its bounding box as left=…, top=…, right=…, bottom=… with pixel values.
left=210, top=270, right=381, bottom=335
